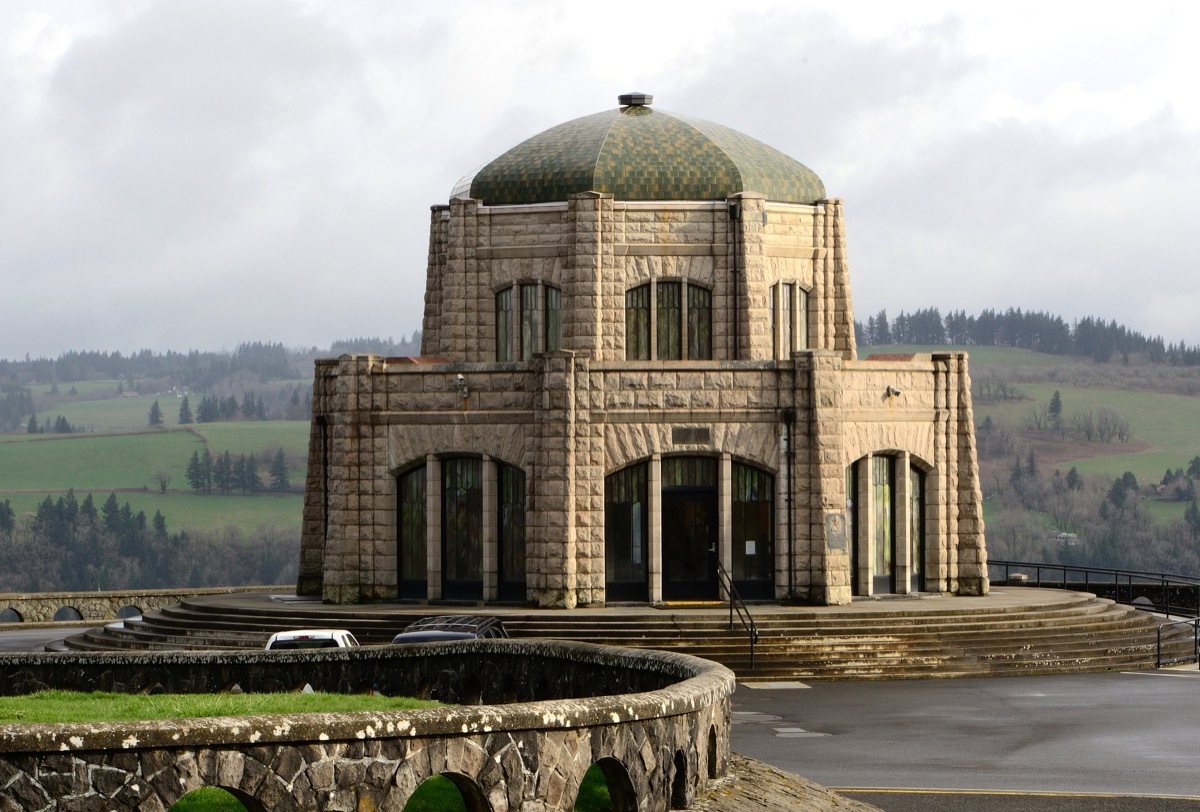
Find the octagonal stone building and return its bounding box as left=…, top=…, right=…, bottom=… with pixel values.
left=298, top=93, right=987, bottom=608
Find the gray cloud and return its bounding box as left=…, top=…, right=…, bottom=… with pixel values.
left=2, top=2, right=1197, bottom=359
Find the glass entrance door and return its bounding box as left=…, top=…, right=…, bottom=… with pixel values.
left=442, top=457, right=483, bottom=600
left=662, top=457, right=718, bottom=601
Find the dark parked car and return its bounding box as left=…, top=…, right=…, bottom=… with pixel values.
left=390, top=615, right=509, bottom=644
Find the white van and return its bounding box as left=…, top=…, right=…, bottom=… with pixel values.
left=264, top=629, right=360, bottom=650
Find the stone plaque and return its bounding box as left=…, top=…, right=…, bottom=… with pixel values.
left=672, top=427, right=711, bottom=445
left=825, top=512, right=847, bottom=550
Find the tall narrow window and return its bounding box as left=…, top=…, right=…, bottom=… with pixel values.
left=520, top=284, right=538, bottom=360
left=495, top=288, right=513, bottom=362
left=781, top=283, right=793, bottom=357
left=796, top=288, right=809, bottom=350
left=605, top=463, right=649, bottom=601
left=688, top=284, right=712, bottom=360
left=731, top=463, right=774, bottom=598
left=498, top=463, right=526, bottom=602
left=626, top=285, right=650, bottom=360
left=909, top=464, right=925, bottom=592
left=398, top=466, right=427, bottom=599
left=544, top=286, right=562, bottom=352
left=657, top=281, right=682, bottom=360
left=769, top=286, right=778, bottom=358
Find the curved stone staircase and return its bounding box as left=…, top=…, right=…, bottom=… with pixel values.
left=53, top=588, right=1196, bottom=680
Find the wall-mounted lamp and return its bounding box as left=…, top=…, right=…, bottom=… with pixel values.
left=456, top=373, right=469, bottom=403
left=886, top=385, right=902, bottom=398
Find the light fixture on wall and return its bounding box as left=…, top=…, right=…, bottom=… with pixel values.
left=457, top=373, right=469, bottom=405
left=886, top=385, right=902, bottom=398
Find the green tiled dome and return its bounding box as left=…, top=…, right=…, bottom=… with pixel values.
left=452, top=94, right=826, bottom=205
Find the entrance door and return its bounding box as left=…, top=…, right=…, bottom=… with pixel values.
left=662, top=457, right=718, bottom=601
left=442, top=457, right=483, bottom=601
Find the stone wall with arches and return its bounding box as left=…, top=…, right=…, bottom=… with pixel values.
left=0, top=585, right=277, bottom=625
left=0, top=640, right=734, bottom=811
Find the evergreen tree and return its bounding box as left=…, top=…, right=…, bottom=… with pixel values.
left=244, top=452, right=263, bottom=493
left=148, top=399, right=163, bottom=427
left=26, top=413, right=38, bottom=434
left=186, top=450, right=205, bottom=492
left=178, top=395, right=193, bottom=425
left=0, top=499, right=14, bottom=537
left=152, top=510, right=168, bottom=540
left=1048, top=391, right=1062, bottom=429
left=270, top=448, right=290, bottom=492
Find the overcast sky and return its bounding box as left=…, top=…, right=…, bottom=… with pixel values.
left=3, top=1, right=1198, bottom=360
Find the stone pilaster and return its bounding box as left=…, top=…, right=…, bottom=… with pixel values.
left=818, top=199, right=856, bottom=359
left=297, top=360, right=338, bottom=596
left=939, top=352, right=988, bottom=596
left=530, top=351, right=579, bottom=607
left=421, top=205, right=450, bottom=356
left=729, top=193, right=768, bottom=361
left=566, top=192, right=612, bottom=360
left=805, top=351, right=851, bottom=604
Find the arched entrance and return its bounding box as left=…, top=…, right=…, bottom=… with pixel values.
left=847, top=453, right=928, bottom=596
left=662, top=457, right=718, bottom=601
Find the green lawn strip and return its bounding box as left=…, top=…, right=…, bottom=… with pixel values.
left=190, top=421, right=310, bottom=460
left=0, top=690, right=439, bottom=724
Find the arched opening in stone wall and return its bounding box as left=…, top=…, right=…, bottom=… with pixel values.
left=0, top=607, right=22, bottom=623
left=116, top=604, right=142, bottom=619
left=402, top=772, right=490, bottom=812
left=167, top=785, right=263, bottom=812
left=846, top=453, right=929, bottom=596
left=578, top=758, right=636, bottom=812
left=670, top=748, right=690, bottom=809
left=53, top=606, right=82, bottom=621
left=707, top=726, right=718, bottom=778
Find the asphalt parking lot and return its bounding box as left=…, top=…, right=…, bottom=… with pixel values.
left=732, top=669, right=1200, bottom=810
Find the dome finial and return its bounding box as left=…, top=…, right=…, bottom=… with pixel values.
left=618, top=92, right=652, bottom=107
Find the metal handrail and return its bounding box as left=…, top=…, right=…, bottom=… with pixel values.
left=711, top=551, right=759, bottom=669
left=988, top=559, right=1200, bottom=619
left=1157, top=618, right=1200, bottom=668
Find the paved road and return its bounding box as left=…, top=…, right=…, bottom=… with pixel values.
left=732, top=670, right=1200, bottom=809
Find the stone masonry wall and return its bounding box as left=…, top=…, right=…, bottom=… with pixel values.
left=0, top=642, right=734, bottom=812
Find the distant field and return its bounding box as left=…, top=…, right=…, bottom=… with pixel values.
left=0, top=420, right=309, bottom=533
left=0, top=430, right=204, bottom=492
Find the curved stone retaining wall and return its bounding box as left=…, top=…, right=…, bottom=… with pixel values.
left=0, top=641, right=735, bottom=811
left=0, top=586, right=281, bottom=624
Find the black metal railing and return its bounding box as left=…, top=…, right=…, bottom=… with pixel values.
left=988, top=559, right=1200, bottom=619
left=712, top=552, right=759, bottom=669
left=1157, top=618, right=1200, bottom=668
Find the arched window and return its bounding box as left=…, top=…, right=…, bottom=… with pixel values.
left=625, top=281, right=713, bottom=360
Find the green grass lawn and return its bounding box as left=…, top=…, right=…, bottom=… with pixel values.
left=0, top=690, right=437, bottom=724
left=0, top=429, right=203, bottom=491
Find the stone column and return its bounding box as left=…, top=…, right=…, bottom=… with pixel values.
left=719, top=453, right=733, bottom=599
left=297, top=361, right=338, bottom=597
left=802, top=351, right=852, bottom=605
left=649, top=454, right=663, bottom=604
left=818, top=198, right=857, bottom=359
left=859, top=455, right=875, bottom=597
left=530, top=351, right=578, bottom=608
left=566, top=192, right=612, bottom=360
left=426, top=455, right=442, bottom=601
left=729, top=193, right=768, bottom=361
left=895, top=453, right=912, bottom=594
left=421, top=205, right=450, bottom=355
left=937, top=352, right=988, bottom=596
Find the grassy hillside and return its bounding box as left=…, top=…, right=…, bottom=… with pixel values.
left=1, top=395, right=308, bottom=534
left=863, top=344, right=1200, bottom=523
